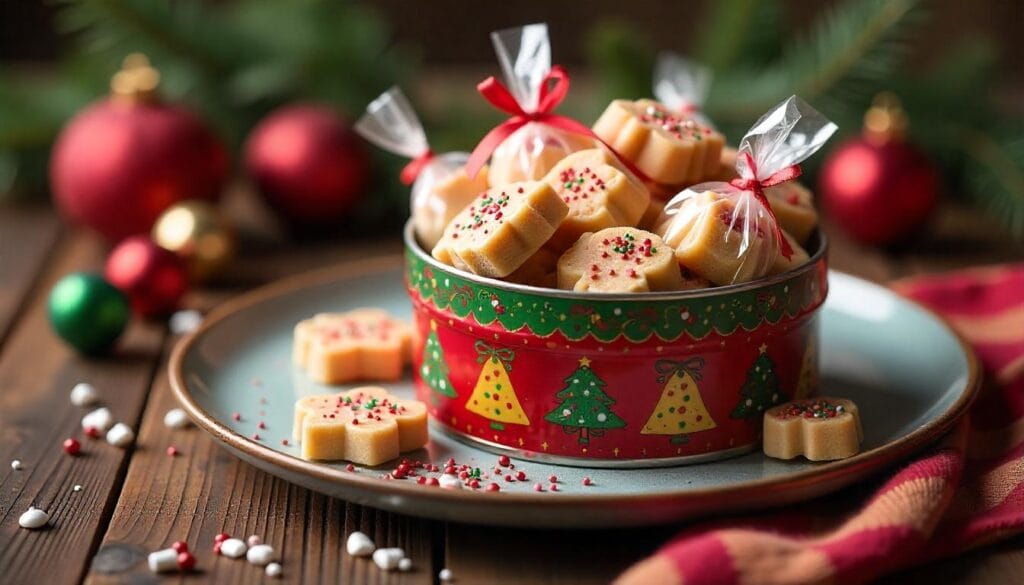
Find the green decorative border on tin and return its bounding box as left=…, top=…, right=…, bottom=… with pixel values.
left=405, top=249, right=826, bottom=343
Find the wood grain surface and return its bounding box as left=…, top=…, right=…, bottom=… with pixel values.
left=0, top=200, right=1021, bottom=585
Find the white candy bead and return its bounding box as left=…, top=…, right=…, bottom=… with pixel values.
left=220, top=538, right=247, bottom=559
left=169, top=310, right=203, bottom=335
left=247, top=534, right=262, bottom=547
left=398, top=557, right=413, bottom=572
left=163, top=408, right=192, bottom=429
left=106, top=423, right=135, bottom=448
left=372, top=547, right=404, bottom=571
left=265, top=562, right=283, bottom=578
left=18, top=507, right=49, bottom=529
left=246, top=544, right=274, bottom=566
left=70, top=382, right=99, bottom=406
left=73, top=485, right=83, bottom=492
left=439, top=567, right=454, bottom=582
left=346, top=531, right=375, bottom=557
left=82, top=407, right=114, bottom=432
left=11, top=459, right=23, bottom=471
left=148, top=548, right=179, bottom=573
left=438, top=473, right=462, bottom=490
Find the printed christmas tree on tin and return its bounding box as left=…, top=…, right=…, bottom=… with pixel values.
left=465, top=341, right=529, bottom=431
left=420, top=320, right=456, bottom=401
left=731, top=343, right=784, bottom=419
left=544, top=357, right=626, bottom=445
left=641, top=357, right=716, bottom=444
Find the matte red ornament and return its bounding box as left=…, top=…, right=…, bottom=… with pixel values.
left=819, top=94, right=938, bottom=246
left=104, top=235, right=189, bottom=318
left=50, top=55, right=228, bottom=243
left=244, top=104, right=370, bottom=226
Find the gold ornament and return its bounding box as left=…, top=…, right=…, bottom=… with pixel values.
left=110, top=53, right=161, bottom=103
left=152, top=201, right=235, bottom=282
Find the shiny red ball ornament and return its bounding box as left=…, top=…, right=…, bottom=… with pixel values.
left=50, top=54, right=228, bottom=243
left=244, top=104, right=370, bottom=226
left=104, top=235, right=189, bottom=317
left=819, top=94, right=939, bottom=246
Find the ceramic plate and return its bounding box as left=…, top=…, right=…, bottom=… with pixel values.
left=169, top=257, right=979, bottom=528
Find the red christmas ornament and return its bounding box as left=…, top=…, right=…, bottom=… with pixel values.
left=104, top=235, right=189, bottom=318
left=819, top=93, right=938, bottom=246
left=244, top=104, right=370, bottom=226
left=50, top=54, right=228, bottom=243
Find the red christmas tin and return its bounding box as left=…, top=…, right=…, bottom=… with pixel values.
left=404, top=223, right=828, bottom=468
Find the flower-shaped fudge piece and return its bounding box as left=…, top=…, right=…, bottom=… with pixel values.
left=557, top=227, right=683, bottom=293
left=293, top=310, right=412, bottom=385
left=762, top=397, right=862, bottom=461
left=542, top=148, right=650, bottom=250
left=765, top=181, right=818, bottom=246
left=592, top=99, right=724, bottom=186
left=432, top=181, right=568, bottom=278
left=293, top=386, right=428, bottom=464
left=654, top=191, right=775, bottom=285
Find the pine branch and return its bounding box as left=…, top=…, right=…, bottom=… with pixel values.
left=707, top=0, right=926, bottom=126
left=964, top=133, right=1024, bottom=240
left=693, top=0, right=782, bottom=70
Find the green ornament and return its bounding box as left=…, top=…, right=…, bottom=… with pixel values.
left=48, top=272, right=130, bottom=354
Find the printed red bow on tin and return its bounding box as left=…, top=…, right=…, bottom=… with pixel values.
left=654, top=357, right=706, bottom=384
left=729, top=151, right=801, bottom=260
left=465, top=66, right=590, bottom=178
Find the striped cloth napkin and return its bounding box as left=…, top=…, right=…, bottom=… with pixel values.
left=618, top=264, right=1024, bottom=585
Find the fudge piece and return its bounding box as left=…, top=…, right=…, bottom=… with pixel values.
left=768, top=230, right=809, bottom=276
left=762, top=398, right=862, bottom=461
left=765, top=181, right=818, bottom=246
left=432, top=180, right=568, bottom=278
left=592, top=99, right=724, bottom=186
left=557, top=227, right=683, bottom=293
left=413, top=163, right=490, bottom=249
left=488, top=126, right=595, bottom=186
left=294, top=310, right=411, bottom=385
left=506, top=245, right=560, bottom=288
left=293, top=386, right=428, bottom=464
left=542, top=148, right=650, bottom=249
left=637, top=197, right=666, bottom=231
left=654, top=191, right=777, bottom=285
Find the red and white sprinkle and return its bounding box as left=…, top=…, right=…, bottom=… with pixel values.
left=163, top=408, right=191, bottom=429
left=106, top=423, right=135, bottom=448
left=63, top=438, right=81, bottom=456
left=69, top=382, right=99, bottom=407
left=18, top=507, right=49, bottom=529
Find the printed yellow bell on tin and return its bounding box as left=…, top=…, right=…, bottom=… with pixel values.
left=152, top=200, right=235, bottom=282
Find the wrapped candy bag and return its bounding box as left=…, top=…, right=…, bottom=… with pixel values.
left=466, top=23, right=596, bottom=186
left=356, top=87, right=488, bottom=249
left=654, top=96, right=836, bottom=285
left=653, top=52, right=713, bottom=129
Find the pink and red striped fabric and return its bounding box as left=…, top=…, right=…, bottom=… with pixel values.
left=618, top=264, right=1024, bottom=585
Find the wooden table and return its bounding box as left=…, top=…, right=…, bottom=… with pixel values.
left=1, top=199, right=1022, bottom=584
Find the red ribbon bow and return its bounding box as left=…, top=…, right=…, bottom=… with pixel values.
left=400, top=149, right=435, bottom=185
left=728, top=151, right=800, bottom=260
left=465, top=65, right=640, bottom=180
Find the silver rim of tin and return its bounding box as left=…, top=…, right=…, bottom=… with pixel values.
left=431, top=421, right=760, bottom=469
left=404, top=220, right=828, bottom=302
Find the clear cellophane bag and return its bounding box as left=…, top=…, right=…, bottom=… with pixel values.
left=356, top=87, right=482, bottom=248
left=655, top=96, right=837, bottom=284
left=485, top=23, right=594, bottom=186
